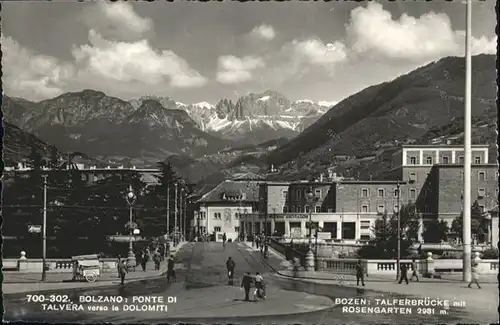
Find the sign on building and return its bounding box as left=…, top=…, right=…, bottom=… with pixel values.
left=317, top=232, right=331, bottom=240
left=28, top=225, right=42, bottom=233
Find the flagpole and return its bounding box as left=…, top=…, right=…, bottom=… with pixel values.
left=462, top=0, right=472, bottom=283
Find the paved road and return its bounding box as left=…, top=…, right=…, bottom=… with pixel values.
left=3, top=242, right=494, bottom=324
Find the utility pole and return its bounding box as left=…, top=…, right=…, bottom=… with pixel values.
left=174, top=183, right=178, bottom=246
left=462, top=0, right=472, bottom=283
left=41, top=174, right=48, bottom=282
left=180, top=188, right=184, bottom=240
left=166, top=183, right=170, bottom=239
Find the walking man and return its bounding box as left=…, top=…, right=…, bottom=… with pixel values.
left=226, top=257, right=236, bottom=285
left=355, top=259, right=365, bottom=287
left=153, top=250, right=161, bottom=271
left=117, top=259, right=128, bottom=285
left=241, top=272, right=253, bottom=301
left=253, top=272, right=266, bottom=300
left=167, top=254, right=176, bottom=284
left=398, top=263, right=409, bottom=285
left=222, top=233, right=227, bottom=249
left=410, top=258, right=419, bottom=282
left=468, top=262, right=481, bottom=289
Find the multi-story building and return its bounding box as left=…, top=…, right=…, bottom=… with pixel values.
left=194, top=180, right=259, bottom=241
left=236, top=144, right=498, bottom=244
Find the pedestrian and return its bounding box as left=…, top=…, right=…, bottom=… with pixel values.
left=141, top=251, right=147, bottom=272
left=153, top=250, right=161, bottom=271
left=255, top=236, right=260, bottom=249
left=226, top=257, right=236, bottom=284
left=253, top=272, right=266, bottom=300
left=159, top=245, right=165, bottom=262
left=468, top=262, right=481, bottom=289
left=410, top=258, right=420, bottom=282
left=222, top=233, right=227, bottom=248
left=398, top=263, right=409, bottom=285
left=117, top=259, right=128, bottom=285
left=167, top=254, right=176, bottom=284
left=116, top=255, right=122, bottom=278
left=241, top=272, right=253, bottom=301
left=355, top=259, right=365, bottom=287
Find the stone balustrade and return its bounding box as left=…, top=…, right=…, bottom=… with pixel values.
left=2, top=253, right=120, bottom=274
left=317, top=252, right=498, bottom=276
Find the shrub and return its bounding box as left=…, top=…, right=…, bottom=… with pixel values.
left=481, top=248, right=499, bottom=259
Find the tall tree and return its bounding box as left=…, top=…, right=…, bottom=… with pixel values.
left=451, top=200, right=488, bottom=242
left=142, top=162, right=181, bottom=237
left=358, top=203, right=419, bottom=259
left=423, top=219, right=449, bottom=243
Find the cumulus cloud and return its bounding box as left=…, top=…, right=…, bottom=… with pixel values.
left=346, top=2, right=497, bottom=61
left=289, top=38, right=348, bottom=66
left=81, top=1, right=153, bottom=42
left=216, top=55, right=265, bottom=84
left=73, top=30, right=207, bottom=88
left=1, top=34, right=74, bottom=99
left=2, top=2, right=207, bottom=100
left=250, top=24, right=276, bottom=41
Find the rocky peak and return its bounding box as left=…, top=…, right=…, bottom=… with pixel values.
left=230, top=90, right=291, bottom=120
left=215, top=99, right=235, bottom=119
left=129, top=96, right=178, bottom=110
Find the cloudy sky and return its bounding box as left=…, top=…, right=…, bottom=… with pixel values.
left=1, top=0, right=496, bottom=104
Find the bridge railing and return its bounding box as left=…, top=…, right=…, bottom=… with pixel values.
left=268, top=237, right=306, bottom=267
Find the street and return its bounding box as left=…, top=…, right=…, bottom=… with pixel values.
left=3, top=242, right=493, bottom=324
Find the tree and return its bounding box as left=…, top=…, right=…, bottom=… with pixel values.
left=358, top=203, right=420, bottom=259
left=142, top=162, right=181, bottom=237
left=422, top=219, right=449, bottom=243
left=451, top=200, right=488, bottom=242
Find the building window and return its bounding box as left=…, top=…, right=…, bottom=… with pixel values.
left=315, top=189, right=322, bottom=197
left=315, top=206, right=321, bottom=213
left=283, top=206, right=288, bottom=213
left=296, top=205, right=302, bottom=213
left=458, top=156, right=464, bottom=164
left=394, top=188, right=400, bottom=198
left=360, top=234, right=371, bottom=241
left=361, top=188, right=369, bottom=197
left=441, top=156, right=449, bottom=164
left=305, top=205, right=310, bottom=213
left=214, top=213, right=222, bottom=220
left=409, top=189, right=417, bottom=199
left=214, top=227, right=221, bottom=232
left=342, top=222, right=356, bottom=240
left=478, top=171, right=486, bottom=181
left=425, top=156, right=433, bottom=165
left=282, top=190, right=288, bottom=200
left=361, top=205, right=369, bottom=213
left=393, top=204, right=400, bottom=213
left=360, top=220, right=370, bottom=229
left=377, top=189, right=385, bottom=197
left=409, top=172, right=417, bottom=182
left=377, top=205, right=385, bottom=213
left=409, top=156, right=417, bottom=165
left=474, top=156, right=481, bottom=164
left=477, top=188, right=486, bottom=198
left=296, top=189, right=302, bottom=199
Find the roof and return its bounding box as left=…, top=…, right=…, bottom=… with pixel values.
left=231, top=172, right=266, bottom=181
left=197, top=180, right=260, bottom=203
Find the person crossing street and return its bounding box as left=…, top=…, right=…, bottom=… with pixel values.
left=241, top=272, right=253, bottom=301
left=355, top=259, right=365, bottom=287
left=226, top=257, right=235, bottom=285
left=410, top=258, right=419, bottom=282
left=398, top=263, right=409, bottom=285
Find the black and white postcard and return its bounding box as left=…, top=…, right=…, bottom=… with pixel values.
left=1, top=1, right=498, bottom=324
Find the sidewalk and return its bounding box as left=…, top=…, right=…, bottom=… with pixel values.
left=2, top=241, right=188, bottom=295
left=248, top=243, right=497, bottom=320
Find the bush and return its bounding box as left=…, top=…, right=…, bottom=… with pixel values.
left=481, top=248, right=499, bottom=259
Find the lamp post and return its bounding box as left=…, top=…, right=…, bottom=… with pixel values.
left=483, top=212, right=492, bottom=247
left=305, top=187, right=315, bottom=271
left=126, top=185, right=137, bottom=268
left=396, top=180, right=401, bottom=281
left=41, top=174, right=48, bottom=282
left=314, top=226, right=323, bottom=271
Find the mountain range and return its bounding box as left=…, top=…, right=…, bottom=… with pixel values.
left=3, top=90, right=332, bottom=165
left=1, top=54, right=496, bottom=188
left=129, top=90, right=330, bottom=145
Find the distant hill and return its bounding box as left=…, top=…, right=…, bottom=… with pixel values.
left=267, top=54, right=497, bottom=179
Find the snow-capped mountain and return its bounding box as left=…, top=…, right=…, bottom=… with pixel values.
left=130, top=90, right=332, bottom=145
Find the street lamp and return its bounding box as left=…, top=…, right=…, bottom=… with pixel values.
left=305, top=187, right=315, bottom=271
left=483, top=212, right=492, bottom=247
left=314, top=226, right=323, bottom=271
left=126, top=185, right=137, bottom=268
left=396, top=180, right=401, bottom=281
